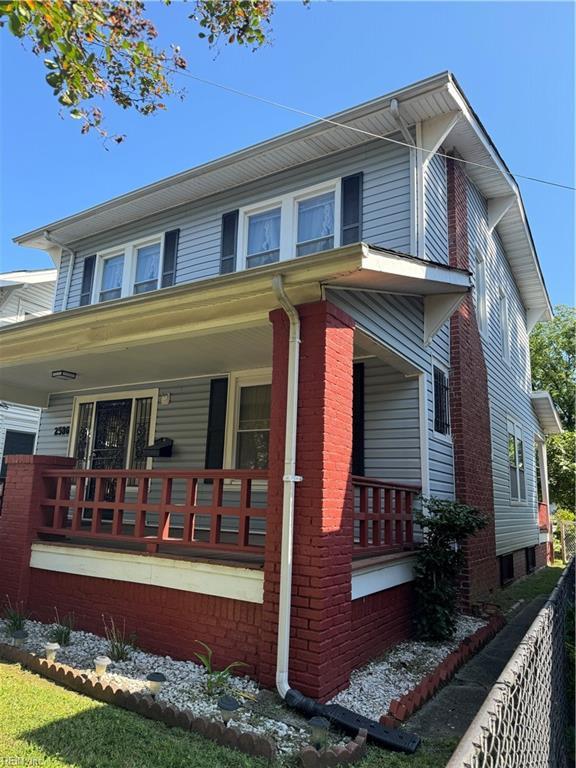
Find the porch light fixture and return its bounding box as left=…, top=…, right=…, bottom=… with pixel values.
left=308, top=716, right=330, bottom=751
left=217, top=695, right=241, bottom=726
left=45, top=642, right=60, bottom=662
left=146, top=672, right=166, bottom=697
left=12, top=630, right=28, bottom=648
left=94, top=655, right=112, bottom=677
left=51, top=369, right=77, bottom=380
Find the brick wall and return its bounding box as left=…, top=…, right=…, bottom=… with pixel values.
left=350, top=583, right=415, bottom=667
left=26, top=569, right=262, bottom=675
left=261, top=300, right=356, bottom=702
left=447, top=156, right=499, bottom=606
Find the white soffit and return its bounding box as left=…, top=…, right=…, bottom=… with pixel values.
left=530, top=391, right=563, bottom=435
left=14, top=72, right=550, bottom=319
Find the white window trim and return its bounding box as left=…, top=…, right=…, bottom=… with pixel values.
left=475, top=249, right=488, bottom=338
left=499, top=289, right=511, bottom=365
left=92, top=233, right=165, bottom=304
left=507, top=415, right=527, bottom=506
left=236, top=179, right=341, bottom=271
left=68, top=388, right=159, bottom=471
left=432, top=359, right=452, bottom=442
left=223, top=370, right=272, bottom=471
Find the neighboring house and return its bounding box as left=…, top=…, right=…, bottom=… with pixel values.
left=0, top=72, right=562, bottom=702
left=0, top=269, right=56, bottom=500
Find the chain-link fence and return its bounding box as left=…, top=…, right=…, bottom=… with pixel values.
left=446, top=557, right=575, bottom=768
left=556, top=519, right=576, bottom=564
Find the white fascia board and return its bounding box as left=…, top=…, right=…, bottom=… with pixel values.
left=352, top=555, right=416, bottom=599
left=30, top=543, right=264, bottom=604
left=530, top=391, right=563, bottom=435
left=361, top=247, right=471, bottom=290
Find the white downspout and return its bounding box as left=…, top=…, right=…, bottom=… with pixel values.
left=271, top=274, right=302, bottom=699
left=44, top=230, right=75, bottom=310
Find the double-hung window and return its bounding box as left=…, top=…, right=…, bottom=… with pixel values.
left=238, top=181, right=340, bottom=270
left=508, top=419, right=526, bottom=502
left=95, top=236, right=164, bottom=303
left=225, top=373, right=272, bottom=470
left=499, top=290, right=510, bottom=363
left=475, top=250, right=487, bottom=336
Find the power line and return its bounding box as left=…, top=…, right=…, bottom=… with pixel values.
left=168, top=66, right=576, bottom=193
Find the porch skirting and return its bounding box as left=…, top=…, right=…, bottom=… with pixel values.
left=30, top=543, right=264, bottom=604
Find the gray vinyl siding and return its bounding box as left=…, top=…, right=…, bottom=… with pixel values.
left=364, top=358, right=420, bottom=485
left=53, top=254, right=71, bottom=312
left=467, top=180, right=540, bottom=555
left=424, top=154, right=449, bottom=264
left=59, top=139, right=411, bottom=309
left=0, top=280, right=56, bottom=325
left=327, top=288, right=454, bottom=498
left=0, top=405, right=41, bottom=462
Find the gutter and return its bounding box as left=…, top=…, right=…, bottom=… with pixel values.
left=271, top=274, right=302, bottom=698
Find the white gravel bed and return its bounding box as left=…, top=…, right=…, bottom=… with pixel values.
left=327, top=614, right=486, bottom=719
left=1, top=618, right=310, bottom=756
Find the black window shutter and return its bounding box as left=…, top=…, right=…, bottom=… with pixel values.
left=352, top=362, right=365, bottom=476
left=161, top=229, right=180, bottom=287
left=205, top=378, right=228, bottom=469
left=341, top=172, right=363, bottom=246
left=79, top=255, right=96, bottom=306
left=220, top=210, right=239, bottom=274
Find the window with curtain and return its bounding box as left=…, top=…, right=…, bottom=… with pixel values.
left=296, top=191, right=335, bottom=257
left=235, top=384, right=271, bottom=469
left=134, top=243, right=161, bottom=294
left=247, top=208, right=281, bottom=268
left=99, top=254, right=124, bottom=302
left=508, top=419, right=526, bottom=502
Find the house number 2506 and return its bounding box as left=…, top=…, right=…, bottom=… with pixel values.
left=54, top=425, right=70, bottom=436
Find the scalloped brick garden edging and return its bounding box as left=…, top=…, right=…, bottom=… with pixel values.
left=0, top=642, right=367, bottom=766
left=379, top=615, right=506, bottom=728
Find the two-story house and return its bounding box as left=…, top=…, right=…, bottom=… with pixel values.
left=0, top=268, right=56, bottom=496
left=0, top=72, right=561, bottom=703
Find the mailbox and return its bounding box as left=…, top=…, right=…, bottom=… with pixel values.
left=141, top=438, right=174, bottom=458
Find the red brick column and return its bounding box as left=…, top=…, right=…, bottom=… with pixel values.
left=261, top=300, right=355, bottom=701
left=447, top=156, right=498, bottom=606
left=0, top=455, right=76, bottom=605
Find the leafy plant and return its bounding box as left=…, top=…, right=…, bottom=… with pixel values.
left=48, top=608, right=75, bottom=646
left=413, top=497, right=487, bottom=641
left=102, top=615, right=137, bottom=661
left=2, top=596, right=28, bottom=636
left=194, top=641, right=247, bottom=697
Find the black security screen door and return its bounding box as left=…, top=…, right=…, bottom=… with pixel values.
left=91, top=399, right=132, bottom=470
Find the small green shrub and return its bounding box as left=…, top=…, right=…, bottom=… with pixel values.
left=48, top=608, right=75, bottom=646
left=102, top=615, right=137, bottom=661
left=194, top=641, right=247, bottom=696
left=2, top=596, right=28, bottom=636
left=414, top=497, right=486, bottom=641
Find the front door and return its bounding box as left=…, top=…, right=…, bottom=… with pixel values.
left=91, top=399, right=132, bottom=470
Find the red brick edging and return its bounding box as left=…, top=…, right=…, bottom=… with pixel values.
left=0, top=643, right=367, bottom=766
left=380, top=615, right=506, bottom=727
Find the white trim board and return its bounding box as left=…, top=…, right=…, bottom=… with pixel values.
left=352, top=555, right=416, bottom=600
left=30, top=543, right=264, bottom=604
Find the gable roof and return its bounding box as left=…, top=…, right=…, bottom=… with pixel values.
left=13, top=71, right=551, bottom=322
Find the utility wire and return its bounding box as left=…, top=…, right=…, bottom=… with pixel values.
left=167, top=66, right=576, bottom=192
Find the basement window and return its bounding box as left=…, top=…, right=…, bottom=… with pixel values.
left=499, top=553, right=514, bottom=586
left=525, top=546, right=536, bottom=574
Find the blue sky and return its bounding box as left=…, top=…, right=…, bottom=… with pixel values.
left=0, top=1, right=574, bottom=305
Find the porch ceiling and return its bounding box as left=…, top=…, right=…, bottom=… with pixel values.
left=0, top=244, right=470, bottom=406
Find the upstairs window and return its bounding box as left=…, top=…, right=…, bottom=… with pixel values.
left=134, top=243, right=161, bottom=295
left=433, top=365, right=450, bottom=436
left=99, top=253, right=124, bottom=302
left=508, top=419, right=526, bottom=502
left=475, top=250, right=487, bottom=335
left=296, top=191, right=335, bottom=256
left=246, top=207, right=281, bottom=268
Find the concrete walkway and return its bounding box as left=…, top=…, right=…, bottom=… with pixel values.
left=406, top=596, right=548, bottom=740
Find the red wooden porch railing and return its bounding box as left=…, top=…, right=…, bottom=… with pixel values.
left=38, top=468, right=268, bottom=555
left=538, top=501, right=550, bottom=531
left=352, top=476, right=420, bottom=557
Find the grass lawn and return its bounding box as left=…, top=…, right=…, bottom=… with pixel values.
left=0, top=660, right=456, bottom=768
left=492, top=561, right=565, bottom=614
